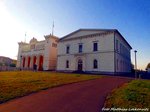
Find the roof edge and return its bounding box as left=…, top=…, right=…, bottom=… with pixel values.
left=115, top=30, right=132, bottom=49
left=59, top=28, right=132, bottom=49
left=60, top=28, right=117, bottom=41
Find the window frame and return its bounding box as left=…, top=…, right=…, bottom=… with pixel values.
left=93, top=42, right=98, bottom=51
left=116, top=40, right=119, bottom=52
left=66, top=45, right=70, bottom=54
left=78, top=43, right=83, bottom=53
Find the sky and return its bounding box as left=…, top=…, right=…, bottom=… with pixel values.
left=0, top=0, right=150, bottom=70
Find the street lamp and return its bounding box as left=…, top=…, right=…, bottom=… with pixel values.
left=134, top=50, right=137, bottom=78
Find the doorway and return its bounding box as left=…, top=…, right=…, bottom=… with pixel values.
left=78, top=59, right=83, bottom=71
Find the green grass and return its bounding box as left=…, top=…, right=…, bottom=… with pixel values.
left=104, top=79, right=150, bottom=108
left=0, top=71, right=101, bottom=103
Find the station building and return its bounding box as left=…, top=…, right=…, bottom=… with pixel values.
left=16, top=34, right=58, bottom=71
left=57, top=29, right=132, bottom=74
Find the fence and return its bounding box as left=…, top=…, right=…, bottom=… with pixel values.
left=0, top=66, right=17, bottom=71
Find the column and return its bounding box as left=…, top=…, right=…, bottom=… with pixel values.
left=30, top=56, right=34, bottom=69
left=25, top=56, right=28, bottom=68
left=28, top=56, right=31, bottom=69
left=36, top=55, right=40, bottom=70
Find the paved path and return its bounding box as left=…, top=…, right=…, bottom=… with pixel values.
left=0, top=76, right=131, bottom=112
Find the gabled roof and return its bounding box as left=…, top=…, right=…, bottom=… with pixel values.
left=60, top=29, right=116, bottom=40
left=60, top=29, right=132, bottom=49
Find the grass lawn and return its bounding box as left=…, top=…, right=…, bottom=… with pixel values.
left=0, top=71, right=101, bottom=103
left=104, top=79, right=150, bottom=108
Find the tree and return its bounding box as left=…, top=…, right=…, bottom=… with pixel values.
left=0, top=63, right=3, bottom=66
left=146, top=63, right=150, bottom=70
left=9, top=63, right=16, bottom=67
left=131, top=63, right=135, bottom=73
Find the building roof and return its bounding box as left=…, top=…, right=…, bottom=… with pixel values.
left=0, top=56, right=12, bottom=60
left=0, top=56, right=15, bottom=63
left=60, top=29, right=132, bottom=49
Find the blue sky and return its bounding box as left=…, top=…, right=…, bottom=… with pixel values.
left=0, top=0, right=150, bottom=69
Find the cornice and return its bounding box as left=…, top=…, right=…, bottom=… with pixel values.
left=59, top=31, right=113, bottom=42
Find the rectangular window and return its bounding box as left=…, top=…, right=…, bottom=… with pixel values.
left=116, top=40, right=118, bottom=51
left=30, top=44, right=35, bottom=49
left=66, top=45, right=70, bottom=54
left=120, top=43, right=122, bottom=53
left=52, top=43, right=57, bottom=47
left=117, top=59, right=119, bottom=70
left=79, top=44, right=83, bottom=53
left=93, top=42, right=98, bottom=51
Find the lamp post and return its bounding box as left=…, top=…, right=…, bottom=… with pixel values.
left=134, top=50, right=137, bottom=78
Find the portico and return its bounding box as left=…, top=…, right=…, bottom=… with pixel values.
left=17, top=34, right=58, bottom=71
left=20, top=55, right=44, bottom=70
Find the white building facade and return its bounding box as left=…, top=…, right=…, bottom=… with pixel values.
left=17, top=34, right=58, bottom=71
left=57, top=29, right=132, bottom=74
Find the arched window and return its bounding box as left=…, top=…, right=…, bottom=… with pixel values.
left=66, top=60, right=69, bottom=68
left=93, top=59, right=98, bottom=69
